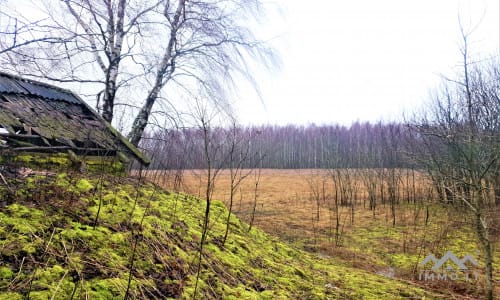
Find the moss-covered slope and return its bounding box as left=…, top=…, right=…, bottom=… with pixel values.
left=0, top=172, right=444, bottom=299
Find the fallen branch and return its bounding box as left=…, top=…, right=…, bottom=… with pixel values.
left=16, top=167, right=56, bottom=178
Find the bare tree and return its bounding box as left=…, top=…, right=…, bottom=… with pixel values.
left=0, top=9, right=66, bottom=55
left=359, top=169, right=378, bottom=217
left=222, top=122, right=253, bottom=245
left=1, top=0, right=277, bottom=146
left=409, top=38, right=498, bottom=299
left=248, top=130, right=263, bottom=232
left=187, top=99, right=227, bottom=298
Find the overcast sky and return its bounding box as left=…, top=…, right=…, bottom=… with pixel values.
left=235, top=0, right=500, bottom=126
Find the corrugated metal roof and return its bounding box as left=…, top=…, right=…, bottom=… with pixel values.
left=0, top=76, right=29, bottom=94
left=0, top=72, right=80, bottom=104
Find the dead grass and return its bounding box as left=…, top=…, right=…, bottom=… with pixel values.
left=146, top=168, right=500, bottom=298
left=148, top=169, right=433, bottom=240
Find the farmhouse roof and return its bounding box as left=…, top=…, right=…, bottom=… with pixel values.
left=0, top=72, right=150, bottom=166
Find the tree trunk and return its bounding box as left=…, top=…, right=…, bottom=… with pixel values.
left=102, top=62, right=120, bottom=122
left=128, top=94, right=156, bottom=146
left=127, top=0, right=185, bottom=146
left=495, top=175, right=500, bottom=206
left=475, top=211, right=493, bottom=300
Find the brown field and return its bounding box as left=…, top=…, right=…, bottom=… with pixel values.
left=145, top=168, right=500, bottom=298
left=147, top=168, right=433, bottom=242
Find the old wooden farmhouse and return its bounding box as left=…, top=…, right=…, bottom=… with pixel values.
left=0, top=72, right=150, bottom=167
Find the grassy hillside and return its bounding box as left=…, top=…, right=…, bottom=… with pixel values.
left=0, top=169, right=450, bottom=299
left=162, top=169, right=498, bottom=298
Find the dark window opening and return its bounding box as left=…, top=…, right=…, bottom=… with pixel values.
left=12, top=126, right=26, bottom=135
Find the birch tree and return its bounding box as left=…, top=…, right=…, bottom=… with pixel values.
left=0, top=0, right=276, bottom=146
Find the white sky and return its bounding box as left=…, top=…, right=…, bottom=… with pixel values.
left=235, top=0, right=500, bottom=126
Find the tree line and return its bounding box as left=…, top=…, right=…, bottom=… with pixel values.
left=142, top=121, right=413, bottom=170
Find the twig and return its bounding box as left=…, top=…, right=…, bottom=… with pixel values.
left=50, top=270, right=69, bottom=300
left=8, top=256, right=26, bottom=289
left=0, top=170, right=12, bottom=192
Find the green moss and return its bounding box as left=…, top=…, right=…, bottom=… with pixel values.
left=34, top=265, right=66, bottom=286
left=0, top=293, right=23, bottom=300
left=2, top=204, right=46, bottom=234
left=83, top=278, right=128, bottom=299
left=6, top=152, right=126, bottom=175
left=0, top=267, right=14, bottom=280
left=13, top=153, right=72, bottom=168
left=226, top=285, right=261, bottom=299
left=0, top=174, right=462, bottom=300
left=85, top=157, right=125, bottom=174
left=76, top=178, right=94, bottom=193
left=390, top=253, right=419, bottom=268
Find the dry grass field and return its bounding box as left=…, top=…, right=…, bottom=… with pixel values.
left=146, top=168, right=500, bottom=298
left=148, top=169, right=433, bottom=241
